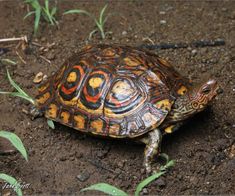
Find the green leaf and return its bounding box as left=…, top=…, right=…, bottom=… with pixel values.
left=99, top=4, right=108, bottom=25
left=0, top=58, right=17, bottom=65
left=135, top=171, right=165, bottom=196
left=47, top=119, right=55, bottom=129
left=160, top=160, right=175, bottom=171
left=81, top=183, right=128, bottom=196
left=89, top=29, right=97, bottom=40
left=34, top=8, right=41, bottom=35
left=0, top=91, right=35, bottom=105
left=0, top=130, right=28, bottom=161
left=44, top=0, right=49, bottom=11
left=51, top=7, right=57, bottom=16
left=63, top=9, right=92, bottom=18
left=4, top=69, right=35, bottom=105
left=0, top=173, right=22, bottom=196
left=23, top=11, right=35, bottom=20
left=7, top=70, right=27, bottom=97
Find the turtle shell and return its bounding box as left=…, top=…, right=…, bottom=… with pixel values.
left=35, top=44, right=190, bottom=138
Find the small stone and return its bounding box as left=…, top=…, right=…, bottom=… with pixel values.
left=159, top=11, right=166, bottom=15
left=22, top=108, right=29, bottom=115
left=76, top=172, right=90, bottom=182
left=122, top=31, right=127, bottom=36
left=160, top=20, right=166, bottom=24
left=142, top=188, right=148, bottom=194
left=43, top=75, right=48, bottom=81
left=33, top=72, right=43, bottom=84
left=191, top=49, right=197, bottom=56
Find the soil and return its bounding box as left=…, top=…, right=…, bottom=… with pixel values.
left=0, top=1, right=234, bottom=195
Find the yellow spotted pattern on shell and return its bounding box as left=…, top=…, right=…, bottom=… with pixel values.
left=35, top=44, right=190, bottom=138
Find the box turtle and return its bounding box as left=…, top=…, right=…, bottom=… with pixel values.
left=33, top=44, right=221, bottom=173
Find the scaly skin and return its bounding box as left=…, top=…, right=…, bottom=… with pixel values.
left=142, top=79, right=221, bottom=173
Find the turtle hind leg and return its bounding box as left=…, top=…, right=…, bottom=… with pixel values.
left=140, top=128, right=162, bottom=174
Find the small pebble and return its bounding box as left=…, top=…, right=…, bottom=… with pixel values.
left=122, top=31, right=127, bottom=36
left=142, top=188, right=148, bottom=194
left=76, top=172, right=90, bottom=182
left=191, top=49, right=197, bottom=56
left=43, top=75, right=48, bottom=81
left=22, top=108, right=29, bottom=115
left=160, top=20, right=167, bottom=24
left=159, top=11, right=166, bottom=15
left=33, top=72, right=43, bottom=84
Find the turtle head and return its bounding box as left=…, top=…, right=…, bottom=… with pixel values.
left=187, top=79, right=221, bottom=112
left=169, top=79, right=222, bottom=122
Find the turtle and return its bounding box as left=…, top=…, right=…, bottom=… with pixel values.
left=33, top=44, right=221, bottom=173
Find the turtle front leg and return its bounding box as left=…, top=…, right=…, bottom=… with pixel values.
left=140, top=128, right=162, bottom=174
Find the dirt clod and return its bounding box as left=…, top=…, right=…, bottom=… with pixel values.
left=76, top=172, right=90, bottom=182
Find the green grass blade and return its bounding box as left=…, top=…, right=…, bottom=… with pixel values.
left=63, top=9, right=92, bottom=18
left=47, top=119, right=55, bottom=129
left=89, top=29, right=97, bottom=40
left=6, top=70, right=31, bottom=100
left=44, top=0, right=49, bottom=11
left=0, top=58, right=17, bottom=65
left=0, top=130, right=28, bottom=161
left=51, top=7, right=57, bottom=16
left=134, top=171, right=165, bottom=196
left=0, top=174, right=22, bottom=196
left=94, top=20, right=105, bottom=39
left=25, top=0, right=40, bottom=11
left=81, top=183, right=128, bottom=196
left=0, top=91, right=35, bottom=105
left=34, top=8, right=41, bottom=35
left=160, top=160, right=175, bottom=171
left=23, top=11, right=35, bottom=19
left=99, top=4, right=108, bottom=25
left=103, top=14, right=110, bottom=26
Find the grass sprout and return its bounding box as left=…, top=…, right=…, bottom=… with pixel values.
left=0, top=130, right=28, bottom=161
left=0, top=174, right=23, bottom=196
left=24, top=0, right=58, bottom=35
left=0, top=130, right=28, bottom=196
left=64, top=4, right=109, bottom=39
left=0, top=58, right=17, bottom=65
left=81, top=155, right=175, bottom=196
left=0, top=69, right=55, bottom=129
left=0, top=69, right=35, bottom=105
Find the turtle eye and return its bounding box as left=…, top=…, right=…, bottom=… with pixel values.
left=202, top=86, right=211, bottom=94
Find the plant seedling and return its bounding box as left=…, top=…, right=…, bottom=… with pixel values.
left=0, top=130, right=28, bottom=196
left=24, top=0, right=58, bottom=35
left=64, top=4, right=110, bottom=39
left=81, top=155, right=175, bottom=196
left=0, top=69, right=55, bottom=128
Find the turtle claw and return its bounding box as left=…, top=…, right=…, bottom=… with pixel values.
left=29, top=105, right=43, bottom=120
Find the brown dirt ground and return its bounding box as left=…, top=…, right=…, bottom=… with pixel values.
left=0, top=1, right=234, bottom=195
